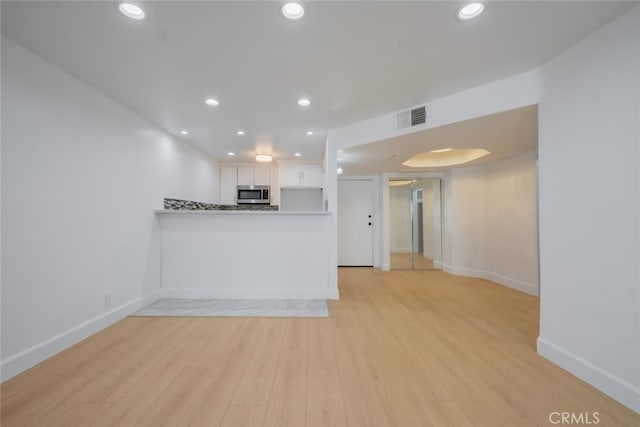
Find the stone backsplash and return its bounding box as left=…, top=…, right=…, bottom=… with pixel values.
left=163, top=198, right=278, bottom=211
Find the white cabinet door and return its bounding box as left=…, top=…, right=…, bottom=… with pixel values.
left=279, top=164, right=322, bottom=187
left=300, top=165, right=322, bottom=187
left=280, top=165, right=302, bottom=187
left=237, top=167, right=254, bottom=186
left=238, top=167, right=270, bottom=186
left=253, top=168, right=271, bottom=186
left=220, top=166, right=237, bottom=204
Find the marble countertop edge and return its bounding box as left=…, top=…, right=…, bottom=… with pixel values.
left=155, top=209, right=332, bottom=215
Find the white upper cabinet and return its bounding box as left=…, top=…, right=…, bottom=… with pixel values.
left=279, top=164, right=322, bottom=187
left=280, top=165, right=303, bottom=187
left=220, top=166, right=238, bottom=204
left=237, top=167, right=253, bottom=186
left=237, top=167, right=271, bottom=186
left=253, top=168, right=271, bottom=186
left=300, top=165, right=322, bottom=187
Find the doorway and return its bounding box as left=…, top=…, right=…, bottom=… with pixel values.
left=389, top=178, right=443, bottom=270
left=338, top=179, right=374, bottom=266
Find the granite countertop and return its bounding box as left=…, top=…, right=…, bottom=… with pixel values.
left=155, top=209, right=331, bottom=215
left=158, top=198, right=330, bottom=215
left=163, top=198, right=278, bottom=211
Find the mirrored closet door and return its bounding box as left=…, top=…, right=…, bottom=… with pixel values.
left=389, top=178, right=443, bottom=270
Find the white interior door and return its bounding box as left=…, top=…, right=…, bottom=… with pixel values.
left=338, top=179, right=374, bottom=266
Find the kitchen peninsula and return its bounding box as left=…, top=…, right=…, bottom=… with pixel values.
left=156, top=199, right=337, bottom=300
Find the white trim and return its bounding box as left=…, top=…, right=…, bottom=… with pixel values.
left=161, top=288, right=339, bottom=300
left=1, top=290, right=160, bottom=382
left=442, top=263, right=455, bottom=274
left=445, top=265, right=538, bottom=296
left=537, top=338, right=640, bottom=414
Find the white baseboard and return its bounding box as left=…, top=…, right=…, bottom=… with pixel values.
left=380, top=262, right=536, bottom=297
left=161, top=288, right=340, bottom=300
left=1, top=290, right=160, bottom=382
left=537, top=337, right=640, bottom=414
left=446, top=266, right=538, bottom=296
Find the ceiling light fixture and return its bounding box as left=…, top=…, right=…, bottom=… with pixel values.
left=297, top=98, right=311, bottom=107
left=256, top=154, right=273, bottom=163
left=337, top=167, right=343, bottom=175
left=118, top=2, right=146, bottom=20
left=227, top=152, right=236, bottom=156
left=205, top=98, right=220, bottom=106
left=294, top=152, right=302, bottom=157
left=180, top=130, right=188, bottom=135
left=430, top=148, right=452, bottom=153
left=306, top=131, right=313, bottom=135
left=456, top=2, right=485, bottom=20
left=237, top=130, right=245, bottom=135
left=282, top=2, right=305, bottom=20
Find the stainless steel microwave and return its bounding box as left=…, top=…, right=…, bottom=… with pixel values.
left=237, top=185, right=270, bottom=204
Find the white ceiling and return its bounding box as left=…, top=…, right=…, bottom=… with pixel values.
left=339, top=105, right=538, bottom=175
left=1, top=1, right=636, bottom=165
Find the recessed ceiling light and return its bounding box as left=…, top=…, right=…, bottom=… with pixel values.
left=205, top=98, right=220, bottom=106
left=456, top=2, right=485, bottom=20
left=294, top=152, right=302, bottom=157
left=227, top=152, right=236, bottom=156
left=282, top=2, right=304, bottom=20
left=237, top=130, right=245, bottom=135
left=180, top=130, right=188, bottom=135
left=337, top=167, right=343, bottom=175
left=118, top=2, right=146, bottom=20
left=256, top=154, right=273, bottom=163
left=297, top=98, right=311, bottom=107
left=306, top=131, right=313, bottom=135
left=430, top=148, right=452, bottom=153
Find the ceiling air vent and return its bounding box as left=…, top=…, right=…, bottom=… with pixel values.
left=396, top=105, right=426, bottom=129
left=411, top=106, right=426, bottom=126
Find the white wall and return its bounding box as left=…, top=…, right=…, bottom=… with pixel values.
left=158, top=212, right=336, bottom=300
left=445, top=151, right=539, bottom=295
left=0, top=37, right=219, bottom=380
left=280, top=188, right=323, bottom=211
left=537, top=5, right=640, bottom=413
left=447, top=167, right=487, bottom=272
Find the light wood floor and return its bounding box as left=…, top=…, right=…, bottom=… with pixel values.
left=390, top=252, right=436, bottom=270
left=2, top=268, right=639, bottom=426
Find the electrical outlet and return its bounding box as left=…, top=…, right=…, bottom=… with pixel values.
left=104, top=293, right=112, bottom=309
